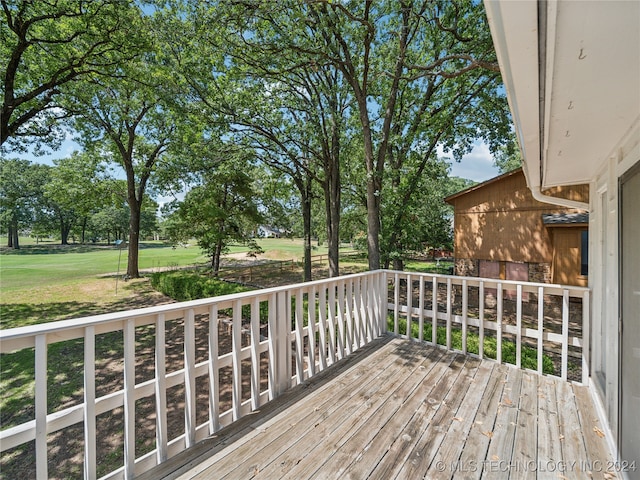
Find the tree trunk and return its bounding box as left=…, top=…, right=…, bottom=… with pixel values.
left=127, top=200, right=141, bottom=278
left=10, top=218, right=20, bottom=249
left=301, top=180, right=313, bottom=282
left=324, top=166, right=341, bottom=278
left=213, top=239, right=223, bottom=276
left=7, top=224, right=14, bottom=248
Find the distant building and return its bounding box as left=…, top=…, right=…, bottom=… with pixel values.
left=257, top=226, right=282, bottom=238
left=445, top=168, right=589, bottom=286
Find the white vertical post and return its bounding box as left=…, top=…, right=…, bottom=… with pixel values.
left=208, top=305, right=220, bottom=432
left=418, top=276, right=425, bottom=342
left=155, top=314, right=168, bottom=457
left=394, top=272, right=400, bottom=335
left=562, top=289, right=570, bottom=381
left=462, top=279, right=468, bottom=354
left=276, top=291, right=289, bottom=393
left=516, top=284, right=522, bottom=369
left=337, top=281, right=345, bottom=360
left=307, top=286, right=317, bottom=376
left=250, top=298, right=260, bottom=409
left=232, top=301, right=242, bottom=420
left=318, top=285, right=327, bottom=370
left=84, top=326, right=96, bottom=480
left=364, top=275, right=373, bottom=342
left=354, top=276, right=362, bottom=347
left=380, top=271, right=388, bottom=335
left=582, top=290, right=591, bottom=385
left=479, top=282, right=485, bottom=359
left=345, top=279, right=354, bottom=355
left=432, top=277, right=438, bottom=345
left=328, top=282, right=336, bottom=364
left=406, top=274, right=412, bottom=339
left=497, top=283, right=503, bottom=364
left=537, top=287, right=544, bottom=375
left=294, top=289, right=305, bottom=384
left=35, top=334, right=48, bottom=480
left=184, top=309, right=196, bottom=446
left=268, top=293, right=277, bottom=400
left=123, top=319, right=135, bottom=479
left=446, top=278, right=452, bottom=350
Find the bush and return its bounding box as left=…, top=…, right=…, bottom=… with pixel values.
left=150, top=271, right=250, bottom=302
left=389, top=317, right=555, bottom=375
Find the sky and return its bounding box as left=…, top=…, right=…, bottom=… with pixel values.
left=14, top=136, right=501, bottom=185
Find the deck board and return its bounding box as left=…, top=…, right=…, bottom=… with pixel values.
left=139, top=336, right=618, bottom=480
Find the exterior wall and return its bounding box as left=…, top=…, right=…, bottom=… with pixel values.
left=448, top=170, right=588, bottom=264
left=550, top=228, right=588, bottom=287
left=448, top=170, right=589, bottom=284
left=590, top=122, right=640, bottom=457
left=455, top=257, right=552, bottom=284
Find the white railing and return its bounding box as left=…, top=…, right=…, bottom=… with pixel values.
left=386, top=271, right=590, bottom=384
left=0, top=271, right=387, bottom=480
left=0, top=270, right=589, bottom=480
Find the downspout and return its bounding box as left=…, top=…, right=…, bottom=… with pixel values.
left=532, top=0, right=590, bottom=212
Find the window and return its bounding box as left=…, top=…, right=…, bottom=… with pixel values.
left=580, top=230, right=588, bottom=276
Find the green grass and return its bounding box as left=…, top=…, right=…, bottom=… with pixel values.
left=390, top=316, right=555, bottom=375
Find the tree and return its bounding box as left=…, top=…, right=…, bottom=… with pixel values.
left=0, top=158, right=48, bottom=248
left=43, top=152, right=109, bottom=244
left=67, top=27, right=175, bottom=277
left=235, top=1, right=510, bottom=270
left=163, top=158, right=262, bottom=275
left=1, top=0, right=144, bottom=151
left=493, top=133, right=522, bottom=173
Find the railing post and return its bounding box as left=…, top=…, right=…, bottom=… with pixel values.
left=84, top=326, right=97, bottom=480
left=516, top=284, right=522, bottom=369
left=123, top=319, right=135, bottom=479
left=418, top=275, right=425, bottom=342
left=479, top=281, right=485, bottom=359
left=537, top=287, right=544, bottom=376
left=208, top=305, right=220, bottom=432
left=35, top=334, right=48, bottom=480
left=462, top=279, right=468, bottom=354
left=561, top=289, right=569, bottom=381
left=582, top=290, right=591, bottom=385
left=394, top=272, right=400, bottom=335
left=185, top=309, right=196, bottom=445
left=308, top=285, right=317, bottom=376
left=432, top=277, right=438, bottom=345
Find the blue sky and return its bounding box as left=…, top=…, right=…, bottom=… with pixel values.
left=15, top=136, right=500, bottom=184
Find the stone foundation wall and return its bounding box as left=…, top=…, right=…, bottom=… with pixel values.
left=528, top=262, right=552, bottom=284
left=454, top=258, right=478, bottom=277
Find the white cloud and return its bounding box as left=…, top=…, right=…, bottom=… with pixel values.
left=440, top=140, right=500, bottom=183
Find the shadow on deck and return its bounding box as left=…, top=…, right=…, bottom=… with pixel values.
left=138, top=336, right=616, bottom=480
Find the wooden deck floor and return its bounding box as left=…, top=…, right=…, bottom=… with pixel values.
left=139, top=336, right=617, bottom=480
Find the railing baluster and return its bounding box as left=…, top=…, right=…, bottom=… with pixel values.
left=123, top=319, right=135, bottom=479
left=462, top=279, right=468, bottom=354
left=364, top=275, right=373, bottom=342
left=516, top=284, right=522, bottom=369
left=232, top=301, right=242, bottom=420
left=432, top=277, right=438, bottom=345
left=208, top=305, right=220, bottom=432
left=84, top=326, right=96, bottom=480
left=394, top=272, right=400, bottom=335
left=295, top=289, right=305, bottom=384
left=337, top=281, right=345, bottom=360
left=318, top=285, right=327, bottom=370
left=308, top=286, right=317, bottom=376
left=268, top=293, right=277, bottom=400
left=497, top=283, right=503, bottom=364
left=35, top=334, right=48, bottom=480
left=345, top=279, right=354, bottom=355
left=537, top=287, right=544, bottom=375
left=446, top=278, right=452, bottom=350
left=250, top=298, right=260, bottom=410
left=185, top=309, right=196, bottom=446
left=406, top=274, right=412, bottom=339
left=155, top=314, right=168, bottom=458
left=418, top=277, right=425, bottom=342
left=562, top=289, right=570, bottom=381
left=479, top=281, right=485, bottom=359
left=328, top=282, right=336, bottom=365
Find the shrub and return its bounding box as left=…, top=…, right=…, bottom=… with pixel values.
left=389, top=317, right=555, bottom=375
left=150, top=271, right=250, bottom=302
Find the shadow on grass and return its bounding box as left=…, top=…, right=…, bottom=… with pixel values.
left=0, top=242, right=175, bottom=256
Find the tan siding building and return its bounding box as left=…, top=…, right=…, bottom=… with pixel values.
left=445, top=168, right=589, bottom=286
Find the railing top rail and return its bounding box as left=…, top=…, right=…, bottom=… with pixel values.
left=0, top=270, right=383, bottom=342
left=384, top=269, right=591, bottom=294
